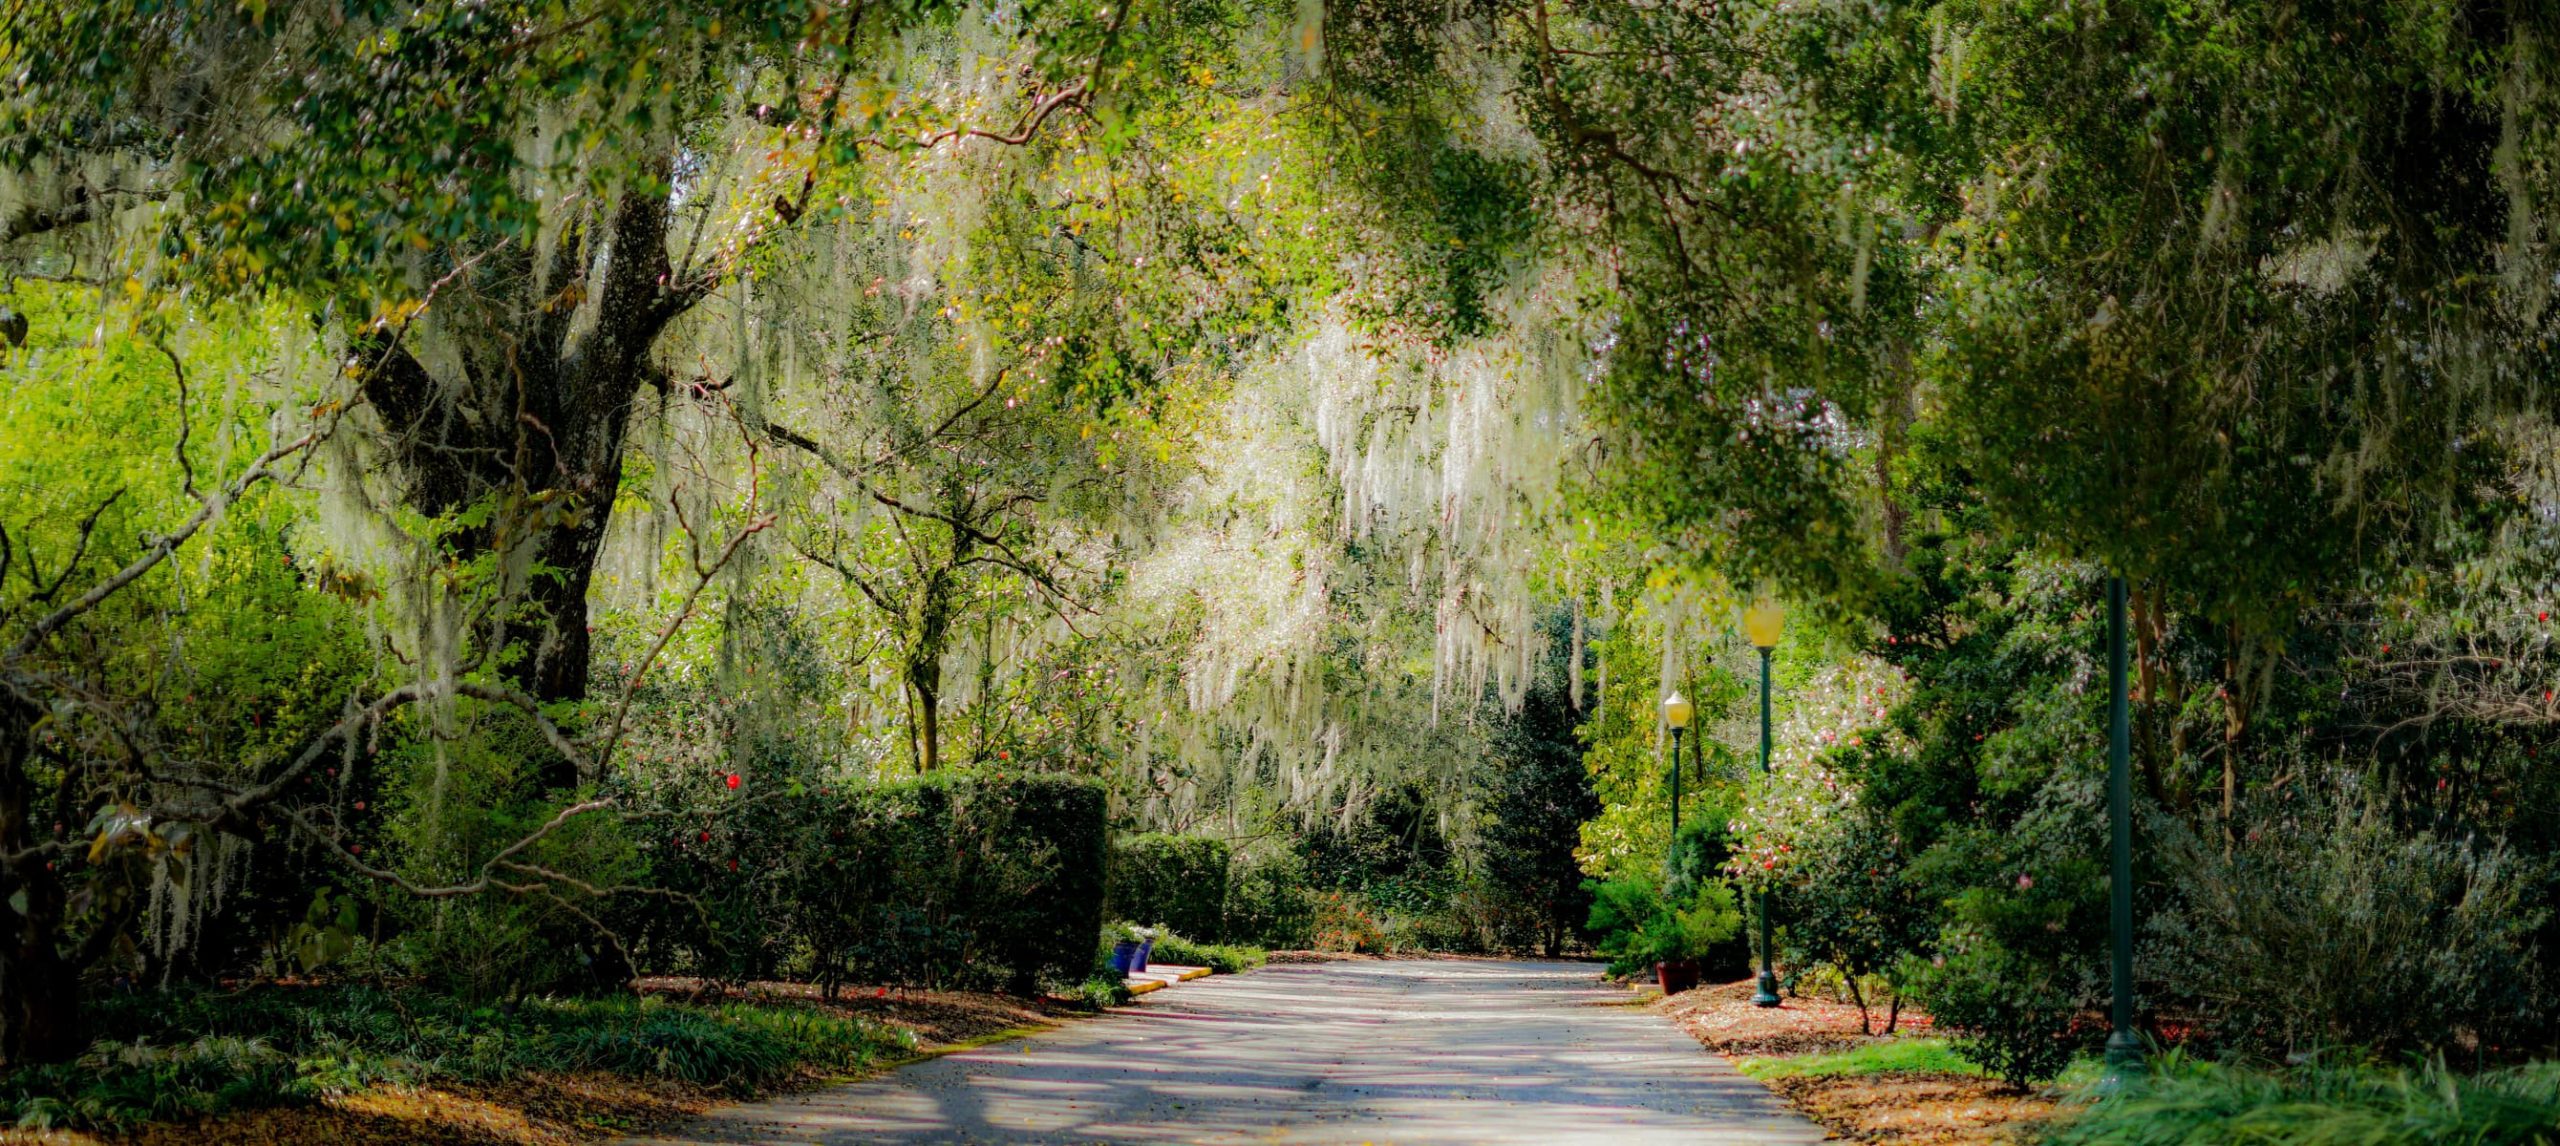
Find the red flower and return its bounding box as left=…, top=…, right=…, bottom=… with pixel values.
left=699, top=831, right=710, bottom=842
left=725, top=773, right=741, bottom=789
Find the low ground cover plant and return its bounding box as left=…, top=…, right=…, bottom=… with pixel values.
left=1145, top=930, right=1267, bottom=974
left=2043, top=1054, right=2560, bottom=1146
left=0, top=986, right=909, bottom=1131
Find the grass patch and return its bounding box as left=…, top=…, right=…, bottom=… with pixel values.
left=0, top=986, right=912, bottom=1132
left=1740, top=1037, right=1987, bottom=1080
left=2042, top=1053, right=2560, bottom=1145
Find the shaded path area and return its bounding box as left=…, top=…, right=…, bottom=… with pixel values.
left=623, top=959, right=1825, bottom=1145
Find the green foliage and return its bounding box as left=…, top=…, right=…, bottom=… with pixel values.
left=1223, top=849, right=1318, bottom=949
left=1906, top=934, right=2086, bottom=1089
left=2150, top=795, right=2554, bottom=1055
left=1144, top=930, right=1265, bottom=975
left=2043, top=1055, right=2560, bottom=1146
left=1106, top=833, right=1232, bottom=942
left=1783, top=810, right=1929, bottom=1030
left=283, top=889, right=359, bottom=977
left=0, top=1037, right=310, bottom=1131
left=1737, top=1038, right=1986, bottom=1081
left=1462, top=614, right=1604, bottom=954
left=1584, top=876, right=1744, bottom=978
left=0, top=987, right=906, bottom=1131
left=629, top=769, right=1107, bottom=995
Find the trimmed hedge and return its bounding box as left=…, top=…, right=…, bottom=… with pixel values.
left=1106, top=833, right=1231, bottom=941
left=1223, top=849, right=1317, bottom=947
left=631, top=770, right=1106, bottom=995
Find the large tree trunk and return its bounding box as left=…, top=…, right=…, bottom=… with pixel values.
left=0, top=696, right=82, bottom=1064
left=908, top=566, right=956, bottom=772
left=359, top=177, right=683, bottom=789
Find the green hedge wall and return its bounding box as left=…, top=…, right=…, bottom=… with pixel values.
left=629, top=770, right=1106, bottom=995
left=1105, top=833, right=1231, bottom=941
left=1222, top=849, right=1317, bottom=948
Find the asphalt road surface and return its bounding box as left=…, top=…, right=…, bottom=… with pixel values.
left=624, top=959, right=1828, bottom=1145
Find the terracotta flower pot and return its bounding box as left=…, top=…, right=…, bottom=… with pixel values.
left=1656, top=958, right=1702, bottom=995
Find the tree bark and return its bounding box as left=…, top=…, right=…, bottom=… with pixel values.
left=908, top=561, right=957, bottom=772
left=0, top=696, right=82, bottom=1064
left=359, top=175, right=684, bottom=789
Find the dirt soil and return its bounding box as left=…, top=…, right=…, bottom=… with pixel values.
left=0, top=981, right=1084, bottom=1146
left=1654, top=978, right=2052, bottom=1145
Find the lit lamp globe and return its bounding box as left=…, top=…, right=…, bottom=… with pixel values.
left=1743, top=598, right=1786, bottom=650
left=1661, top=690, right=1695, bottom=730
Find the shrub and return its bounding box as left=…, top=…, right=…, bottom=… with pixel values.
left=1785, top=811, right=1929, bottom=1033
left=1224, top=849, right=1317, bottom=947
left=1905, top=933, right=2084, bottom=1088
left=1312, top=890, right=1387, bottom=953
left=630, top=769, right=1107, bottom=995
left=2042, top=1054, right=2560, bottom=1146
left=2149, top=793, right=2554, bottom=1056
left=1584, top=876, right=1744, bottom=978
left=1147, top=930, right=1267, bottom=974
left=1107, top=833, right=1232, bottom=941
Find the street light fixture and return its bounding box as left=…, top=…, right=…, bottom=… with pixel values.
left=1744, top=597, right=1784, bottom=1009
left=1662, top=690, right=1694, bottom=887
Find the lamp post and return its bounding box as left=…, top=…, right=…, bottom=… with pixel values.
left=1662, top=691, right=1694, bottom=888
left=2104, top=576, right=2143, bottom=1074
left=1743, top=597, right=1785, bottom=1009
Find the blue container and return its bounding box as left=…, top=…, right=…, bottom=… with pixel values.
left=1109, top=940, right=1139, bottom=974
left=1132, top=937, right=1155, bottom=972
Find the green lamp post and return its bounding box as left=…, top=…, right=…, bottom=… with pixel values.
left=2105, top=576, right=2143, bottom=1074
left=1744, top=597, right=1785, bottom=1009
left=1662, top=690, right=1694, bottom=888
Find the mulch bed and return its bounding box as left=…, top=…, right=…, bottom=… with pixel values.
left=1652, top=978, right=2052, bottom=1145
left=1656, top=977, right=1931, bottom=1056
left=1763, top=1073, right=2057, bottom=1145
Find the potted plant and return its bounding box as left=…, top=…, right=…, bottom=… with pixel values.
left=1131, top=926, right=1157, bottom=972
left=1106, top=923, right=1144, bottom=974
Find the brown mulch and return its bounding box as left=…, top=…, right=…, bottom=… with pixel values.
left=1655, top=977, right=1928, bottom=1057
left=1651, top=978, right=2051, bottom=1146
left=0, top=981, right=1084, bottom=1146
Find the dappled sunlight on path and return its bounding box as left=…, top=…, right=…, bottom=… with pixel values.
left=622, top=960, right=1823, bottom=1145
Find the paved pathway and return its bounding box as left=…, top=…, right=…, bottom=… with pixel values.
left=624, top=959, right=1825, bottom=1145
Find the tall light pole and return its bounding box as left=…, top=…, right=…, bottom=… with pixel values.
left=1744, top=597, right=1786, bottom=1009
left=1662, top=691, right=1694, bottom=888
left=2105, top=576, right=2142, bottom=1073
